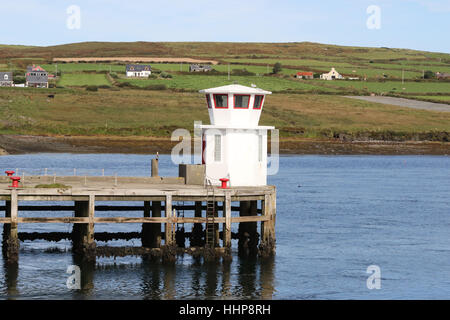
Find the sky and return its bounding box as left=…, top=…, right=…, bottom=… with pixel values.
left=1, top=0, right=449, bottom=53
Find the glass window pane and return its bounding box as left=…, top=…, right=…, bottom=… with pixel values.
left=253, top=95, right=264, bottom=109
left=235, top=95, right=249, bottom=108
left=214, top=94, right=228, bottom=108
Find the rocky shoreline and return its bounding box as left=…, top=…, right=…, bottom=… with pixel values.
left=0, top=134, right=449, bottom=156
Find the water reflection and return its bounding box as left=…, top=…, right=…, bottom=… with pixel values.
left=1, top=253, right=275, bottom=299
left=2, top=261, right=19, bottom=299
left=71, top=254, right=95, bottom=299
left=140, top=256, right=275, bottom=300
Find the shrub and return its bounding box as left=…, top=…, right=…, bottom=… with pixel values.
left=144, top=84, right=167, bottom=90
left=86, top=85, right=98, bottom=91
left=109, top=72, right=118, bottom=79
left=13, top=70, right=25, bottom=77
left=117, top=81, right=133, bottom=88
left=231, top=68, right=256, bottom=76
left=272, top=62, right=282, bottom=74
left=424, top=70, right=435, bottom=79
left=13, top=76, right=26, bottom=84
left=160, top=72, right=173, bottom=79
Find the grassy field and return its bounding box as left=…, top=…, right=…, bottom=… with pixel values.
left=0, top=87, right=448, bottom=140
left=58, top=73, right=111, bottom=87
left=42, top=62, right=282, bottom=75
left=0, top=41, right=448, bottom=145
left=2, top=41, right=449, bottom=77
left=42, top=63, right=125, bottom=73
left=117, top=75, right=340, bottom=92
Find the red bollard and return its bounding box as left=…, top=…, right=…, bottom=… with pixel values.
left=10, top=176, right=21, bottom=188
left=5, top=170, right=15, bottom=177
left=220, top=178, right=229, bottom=189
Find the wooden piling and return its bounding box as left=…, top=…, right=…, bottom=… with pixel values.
left=223, top=193, right=232, bottom=248
left=238, top=200, right=259, bottom=257
left=72, top=195, right=96, bottom=258
left=141, top=201, right=152, bottom=247
left=190, top=201, right=204, bottom=246
left=2, top=190, right=19, bottom=262
left=151, top=159, right=159, bottom=177
left=222, top=193, right=232, bottom=260
left=259, top=192, right=276, bottom=257
left=165, top=194, right=174, bottom=246
left=151, top=201, right=162, bottom=248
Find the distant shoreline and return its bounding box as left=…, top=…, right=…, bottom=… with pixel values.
left=0, top=135, right=448, bottom=156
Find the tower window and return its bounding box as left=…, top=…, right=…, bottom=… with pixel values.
left=213, top=94, right=228, bottom=108
left=205, top=94, right=212, bottom=108
left=253, top=95, right=264, bottom=109
left=234, top=94, right=250, bottom=108
left=214, top=135, right=222, bottom=162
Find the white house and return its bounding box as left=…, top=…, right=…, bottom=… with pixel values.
left=126, top=64, right=152, bottom=78
left=320, top=67, right=343, bottom=80
left=196, top=84, right=274, bottom=187
left=0, top=72, right=13, bottom=87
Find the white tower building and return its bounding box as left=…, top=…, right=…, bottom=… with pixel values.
left=196, top=84, right=274, bottom=187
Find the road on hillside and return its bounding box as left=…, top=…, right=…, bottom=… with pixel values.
left=345, top=96, right=450, bottom=112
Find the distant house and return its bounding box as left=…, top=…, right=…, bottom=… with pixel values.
left=436, top=72, right=450, bottom=80
left=295, top=72, right=313, bottom=79
left=320, top=68, right=343, bottom=80
left=126, top=64, right=152, bottom=77
left=26, top=65, right=48, bottom=88
left=189, top=64, right=212, bottom=72
left=0, top=72, right=13, bottom=87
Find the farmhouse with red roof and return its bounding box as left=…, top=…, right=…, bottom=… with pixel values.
left=295, top=71, right=314, bottom=79
left=26, top=65, right=49, bottom=88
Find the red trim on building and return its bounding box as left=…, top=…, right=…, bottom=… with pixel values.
left=213, top=94, right=228, bottom=109
left=202, top=133, right=206, bottom=164
left=233, top=94, right=250, bottom=109
left=253, top=95, right=264, bottom=109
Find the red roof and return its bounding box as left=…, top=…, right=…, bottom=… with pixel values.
left=297, top=72, right=313, bottom=76
left=30, top=65, right=45, bottom=71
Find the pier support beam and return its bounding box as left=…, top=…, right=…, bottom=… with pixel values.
left=259, top=193, right=276, bottom=257
left=222, top=193, right=232, bottom=261
left=142, top=201, right=161, bottom=248
left=238, top=200, right=259, bottom=257
left=190, top=201, right=204, bottom=247
left=151, top=158, right=159, bottom=177
left=72, top=195, right=96, bottom=260
left=162, top=194, right=176, bottom=263
left=2, top=190, right=19, bottom=263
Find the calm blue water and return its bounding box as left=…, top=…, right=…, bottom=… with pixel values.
left=0, top=154, right=449, bottom=299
